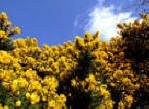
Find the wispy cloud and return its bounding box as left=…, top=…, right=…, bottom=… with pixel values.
left=84, top=0, right=137, bottom=41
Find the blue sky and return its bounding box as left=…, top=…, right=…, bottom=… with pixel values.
left=0, top=0, right=145, bottom=46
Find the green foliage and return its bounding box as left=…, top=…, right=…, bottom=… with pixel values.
left=0, top=38, right=14, bottom=51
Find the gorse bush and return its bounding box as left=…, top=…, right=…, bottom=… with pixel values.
left=117, top=13, right=149, bottom=108
left=0, top=12, right=148, bottom=109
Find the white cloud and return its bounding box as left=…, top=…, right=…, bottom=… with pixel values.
left=84, top=0, right=137, bottom=41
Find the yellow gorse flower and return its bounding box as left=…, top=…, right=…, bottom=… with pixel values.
left=125, top=95, right=133, bottom=103
left=12, top=26, right=21, bottom=34
left=48, top=100, right=55, bottom=107
left=0, top=12, right=8, bottom=19
left=3, top=105, right=9, bottom=109
left=30, top=92, right=40, bottom=104
left=26, top=92, right=30, bottom=100
left=16, top=100, right=21, bottom=107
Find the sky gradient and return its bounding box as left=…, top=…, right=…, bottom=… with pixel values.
left=0, top=0, right=145, bottom=46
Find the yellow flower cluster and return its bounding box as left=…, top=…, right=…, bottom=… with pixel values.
left=0, top=12, right=21, bottom=39
left=0, top=30, right=113, bottom=108
left=117, top=13, right=149, bottom=95
left=0, top=38, right=66, bottom=108
left=0, top=104, right=9, bottom=109
left=0, top=31, right=139, bottom=108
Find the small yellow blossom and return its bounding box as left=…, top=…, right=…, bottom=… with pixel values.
left=42, top=96, right=47, bottom=102
left=125, top=95, right=133, bottom=103
left=48, top=100, right=55, bottom=107
left=7, top=21, right=11, bottom=26
left=16, top=100, right=21, bottom=107
left=12, top=27, right=21, bottom=34
left=26, top=92, right=30, bottom=100
left=3, top=105, right=9, bottom=109
left=118, top=101, right=125, bottom=109
left=0, top=12, right=8, bottom=19
left=0, top=30, right=6, bottom=38
left=30, top=92, right=40, bottom=104
left=71, top=79, right=77, bottom=86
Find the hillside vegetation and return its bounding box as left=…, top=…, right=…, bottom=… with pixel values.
left=0, top=12, right=148, bottom=109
